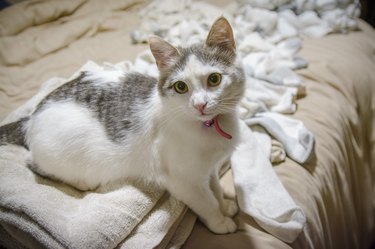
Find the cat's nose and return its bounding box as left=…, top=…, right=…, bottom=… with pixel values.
left=194, top=103, right=207, bottom=115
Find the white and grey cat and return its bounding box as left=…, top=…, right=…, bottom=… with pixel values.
left=0, top=17, right=245, bottom=234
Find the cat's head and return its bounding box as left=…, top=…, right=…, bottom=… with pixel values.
left=149, top=17, right=245, bottom=122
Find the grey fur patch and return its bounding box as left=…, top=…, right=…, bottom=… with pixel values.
left=0, top=117, right=29, bottom=148
left=35, top=72, right=158, bottom=143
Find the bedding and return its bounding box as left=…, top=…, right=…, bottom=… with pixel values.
left=0, top=0, right=374, bottom=248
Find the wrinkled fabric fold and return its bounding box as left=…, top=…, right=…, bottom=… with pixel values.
left=231, top=121, right=306, bottom=243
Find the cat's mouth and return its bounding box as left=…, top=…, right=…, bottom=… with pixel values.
left=202, top=116, right=232, bottom=140
left=195, top=108, right=232, bottom=139
left=197, top=113, right=215, bottom=122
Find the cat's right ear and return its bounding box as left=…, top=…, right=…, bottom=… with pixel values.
left=205, top=17, right=236, bottom=52
left=149, top=35, right=180, bottom=71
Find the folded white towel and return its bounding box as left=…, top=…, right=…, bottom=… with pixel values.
left=0, top=143, right=165, bottom=248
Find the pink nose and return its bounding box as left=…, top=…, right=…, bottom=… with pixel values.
left=194, top=103, right=207, bottom=114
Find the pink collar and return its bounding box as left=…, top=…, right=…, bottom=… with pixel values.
left=203, top=116, right=232, bottom=140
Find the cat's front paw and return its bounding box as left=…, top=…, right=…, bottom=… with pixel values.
left=222, top=199, right=238, bottom=217
left=206, top=216, right=237, bottom=234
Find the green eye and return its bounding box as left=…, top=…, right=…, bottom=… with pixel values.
left=207, top=73, right=222, bottom=87
left=173, top=81, right=188, bottom=94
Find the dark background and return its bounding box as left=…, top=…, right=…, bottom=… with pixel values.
left=361, top=0, right=375, bottom=27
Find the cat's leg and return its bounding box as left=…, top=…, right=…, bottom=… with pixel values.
left=210, top=171, right=238, bottom=217
left=165, top=177, right=237, bottom=234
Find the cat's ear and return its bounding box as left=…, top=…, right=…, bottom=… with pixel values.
left=205, top=17, right=235, bottom=52
left=149, top=35, right=180, bottom=71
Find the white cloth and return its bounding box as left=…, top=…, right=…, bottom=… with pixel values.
left=240, top=77, right=299, bottom=115
left=231, top=121, right=306, bottom=243
left=244, top=112, right=315, bottom=164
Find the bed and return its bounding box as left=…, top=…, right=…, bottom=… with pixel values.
left=0, top=0, right=374, bottom=249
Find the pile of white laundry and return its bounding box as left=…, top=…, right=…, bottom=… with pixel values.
left=126, top=0, right=360, bottom=243
left=128, top=0, right=360, bottom=163
left=131, top=0, right=359, bottom=115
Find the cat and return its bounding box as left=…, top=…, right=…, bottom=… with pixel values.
left=0, top=17, right=245, bottom=234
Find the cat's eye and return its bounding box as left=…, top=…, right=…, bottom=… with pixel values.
left=173, top=81, right=189, bottom=94
left=207, top=73, right=222, bottom=87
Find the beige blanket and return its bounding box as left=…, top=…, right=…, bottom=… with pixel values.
left=0, top=0, right=149, bottom=120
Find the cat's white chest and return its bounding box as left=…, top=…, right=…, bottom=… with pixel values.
left=157, top=114, right=239, bottom=179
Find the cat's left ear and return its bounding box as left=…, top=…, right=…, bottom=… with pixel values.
left=149, top=35, right=180, bottom=71
left=205, top=17, right=236, bottom=52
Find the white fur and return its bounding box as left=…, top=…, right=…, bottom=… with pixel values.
left=157, top=103, right=240, bottom=233
left=26, top=98, right=161, bottom=190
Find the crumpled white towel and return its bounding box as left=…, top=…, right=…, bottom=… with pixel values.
left=231, top=120, right=307, bottom=243
left=240, top=77, right=299, bottom=115
left=244, top=112, right=314, bottom=164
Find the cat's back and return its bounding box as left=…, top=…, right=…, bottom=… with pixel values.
left=25, top=71, right=160, bottom=190
left=33, top=71, right=158, bottom=142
